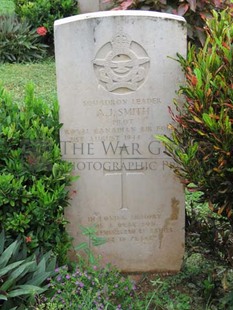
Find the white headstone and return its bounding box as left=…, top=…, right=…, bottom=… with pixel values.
left=55, top=11, right=186, bottom=273
left=78, top=0, right=112, bottom=13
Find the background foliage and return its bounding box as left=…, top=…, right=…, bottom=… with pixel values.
left=0, top=15, right=47, bottom=63
left=0, top=0, right=78, bottom=62
left=14, top=0, right=78, bottom=46
left=107, top=0, right=232, bottom=46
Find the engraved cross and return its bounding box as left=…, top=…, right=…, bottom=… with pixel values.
left=104, top=148, right=145, bottom=210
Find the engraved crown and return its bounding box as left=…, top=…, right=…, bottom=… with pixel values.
left=112, top=31, right=131, bottom=51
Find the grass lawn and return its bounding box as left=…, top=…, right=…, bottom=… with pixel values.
left=0, top=59, right=57, bottom=103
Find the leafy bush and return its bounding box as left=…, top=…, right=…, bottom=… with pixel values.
left=0, top=230, right=56, bottom=310
left=107, top=0, right=232, bottom=46
left=0, top=15, right=47, bottom=63
left=0, top=84, right=74, bottom=263
left=0, top=0, right=15, bottom=15
left=156, top=9, right=233, bottom=224
left=15, top=0, right=78, bottom=46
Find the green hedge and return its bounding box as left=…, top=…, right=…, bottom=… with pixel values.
left=0, top=84, right=75, bottom=263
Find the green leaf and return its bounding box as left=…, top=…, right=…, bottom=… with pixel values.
left=7, top=285, right=46, bottom=298
left=0, top=294, right=7, bottom=301
left=187, top=142, right=198, bottom=159
left=202, top=113, right=216, bottom=130
left=52, top=163, right=59, bottom=178
left=0, top=230, right=5, bottom=255
left=92, top=237, right=106, bottom=247
left=0, top=240, right=19, bottom=269
left=155, top=134, right=173, bottom=145
left=27, top=272, right=51, bottom=287
left=46, top=257, right=56, bottom=272
left=194, top=68, right=202, bottom=87
left=1, top=261, right=36, bottom=291
left=80, top=225, right=97, bottom=236
left=0, top=260, right=24, bottom=278
left=89, top=252, right=96, bottom=265
left=75, top=242, right=88, bottom=251
left=35, top=256, right=46, bottom=274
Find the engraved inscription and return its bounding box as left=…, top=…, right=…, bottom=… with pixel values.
left=87, top=214, right=174, bottom=244
left=93, top=31, right=150, bottom=94
left=83, top=97, right=161, bottom=106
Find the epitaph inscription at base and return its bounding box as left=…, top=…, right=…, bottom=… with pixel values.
left=55, top=11, right=187, bottom=272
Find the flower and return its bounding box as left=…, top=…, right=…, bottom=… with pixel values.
left=79, top=282, right=84, bottom=288
left=56, top=275, right=62, bottom=282
left=26, top=154, right=37, bottom=165
left=25, top=236, right=32, bottom=243
left=36, top=26, right=47, bottom=36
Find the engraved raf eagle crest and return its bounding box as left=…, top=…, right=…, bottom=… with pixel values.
left=93, top=31, right=150, bottom=94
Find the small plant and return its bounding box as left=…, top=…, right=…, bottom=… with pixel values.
left=75, top=225, right=106, bottom=266
left=36, top=263, right=140, bottom=310
left=0, top=84, right=74, bottom=263
left=203, top=275, right=215, bottom=303
left=0, top=230, right=56, bottom=310
left=0, top=15, right=48, bottom=63
left=147, top=277, right=191, bottom=310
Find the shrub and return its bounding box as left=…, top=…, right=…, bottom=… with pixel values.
left=14, top=0, right=78, bottom=46
left=107, top=0, right=232, bottom=46
left=156, top=9, right=233, bottom=225
left=0, top=84, right=74, bottom=263
left=0, top=230, right=56, bottom=310
left=0, top=0, right=15, bottom=15
left=0, top=15, right=47, bottom=63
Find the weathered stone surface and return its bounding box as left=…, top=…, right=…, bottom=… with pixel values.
left=78, top=0, right=112, bottom=13
left=54, top=11, right=186, bottom=272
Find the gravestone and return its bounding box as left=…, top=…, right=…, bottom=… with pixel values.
left=54, top=11, right=187, bottom=273
left=78, top=0, right=112, bottom=13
